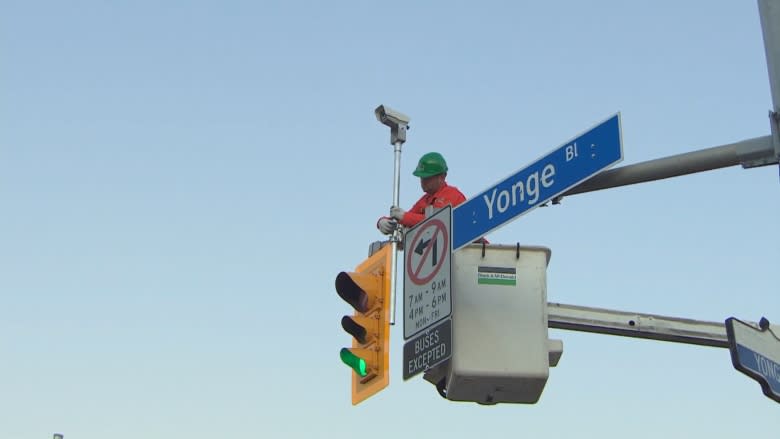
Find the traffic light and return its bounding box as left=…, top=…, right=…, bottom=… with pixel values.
left=336, top=244, right=392, bottom=405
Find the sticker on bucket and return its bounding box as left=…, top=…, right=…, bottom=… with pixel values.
left=477, top=266, right=517, bottom=286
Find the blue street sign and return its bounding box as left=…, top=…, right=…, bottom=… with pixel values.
left=726, top=317, right=780, bottom=404
left=452, top=113, right=623, bottom=250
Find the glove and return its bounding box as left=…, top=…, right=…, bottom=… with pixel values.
left=377, top=217, right=397, bottom=235
left=390, top=206, right=406, bottom=221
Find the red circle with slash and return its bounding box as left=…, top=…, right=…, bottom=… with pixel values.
left=406, top=219, right=448, bottom=285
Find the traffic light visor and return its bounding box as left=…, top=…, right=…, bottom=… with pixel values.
left=335, top=271, right=379, bottom=313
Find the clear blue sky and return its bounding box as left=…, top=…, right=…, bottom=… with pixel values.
left=2, top=1, right=779, bottom=438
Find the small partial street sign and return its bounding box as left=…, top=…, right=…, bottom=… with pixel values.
left=404, top=206, right=452, bottom=339
left=452, top=113, right=623, bottom=250
left=726, top=317, right=780, bottom=404
left=403, top=318, right=452, bottom=380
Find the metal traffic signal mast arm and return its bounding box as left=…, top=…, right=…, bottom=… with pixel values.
left=558, top=0, right=780, bottom=201
left=547, top=302, right=780, bottom=404
left=548, top=302, right=740, bottom=348
left=559, top=135, right=776, bottom=199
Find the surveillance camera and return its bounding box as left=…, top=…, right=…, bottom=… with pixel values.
left=374, top=105, right=410, bottom=127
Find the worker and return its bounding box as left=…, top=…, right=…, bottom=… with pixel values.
left=377, top=152, right=466, bottom=235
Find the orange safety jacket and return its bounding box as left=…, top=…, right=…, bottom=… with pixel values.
left=396, top=183, right=466, bottom=228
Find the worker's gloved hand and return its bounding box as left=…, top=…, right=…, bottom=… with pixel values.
left=390, top=206, right=406, bottom=221
left=377, top=217, right=397, bottom=235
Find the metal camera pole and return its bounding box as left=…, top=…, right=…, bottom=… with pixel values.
left=375, top=105, right=410, bottom=325
left=557, top=0, right=780, bottom=201
left=759, top=0, right=780, bottom=169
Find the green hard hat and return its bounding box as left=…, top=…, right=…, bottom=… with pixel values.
left=413, top=152, right=448, bottom=178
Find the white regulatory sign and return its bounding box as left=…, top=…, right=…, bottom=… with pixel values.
left=403, top=205, right=452, bottom=340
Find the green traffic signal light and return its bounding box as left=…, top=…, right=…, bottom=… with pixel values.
left=340, top=348, right=367, bottom=377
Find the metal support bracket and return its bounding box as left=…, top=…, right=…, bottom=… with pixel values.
left=391, top=124, right=407, bottom=145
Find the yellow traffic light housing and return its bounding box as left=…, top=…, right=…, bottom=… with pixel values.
left=336, top=244, right=392, bottom=405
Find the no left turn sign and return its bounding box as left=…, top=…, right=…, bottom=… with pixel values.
left=406, top=218, right=448, bottom=285
left=404, top=205, right=452, bottom=339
